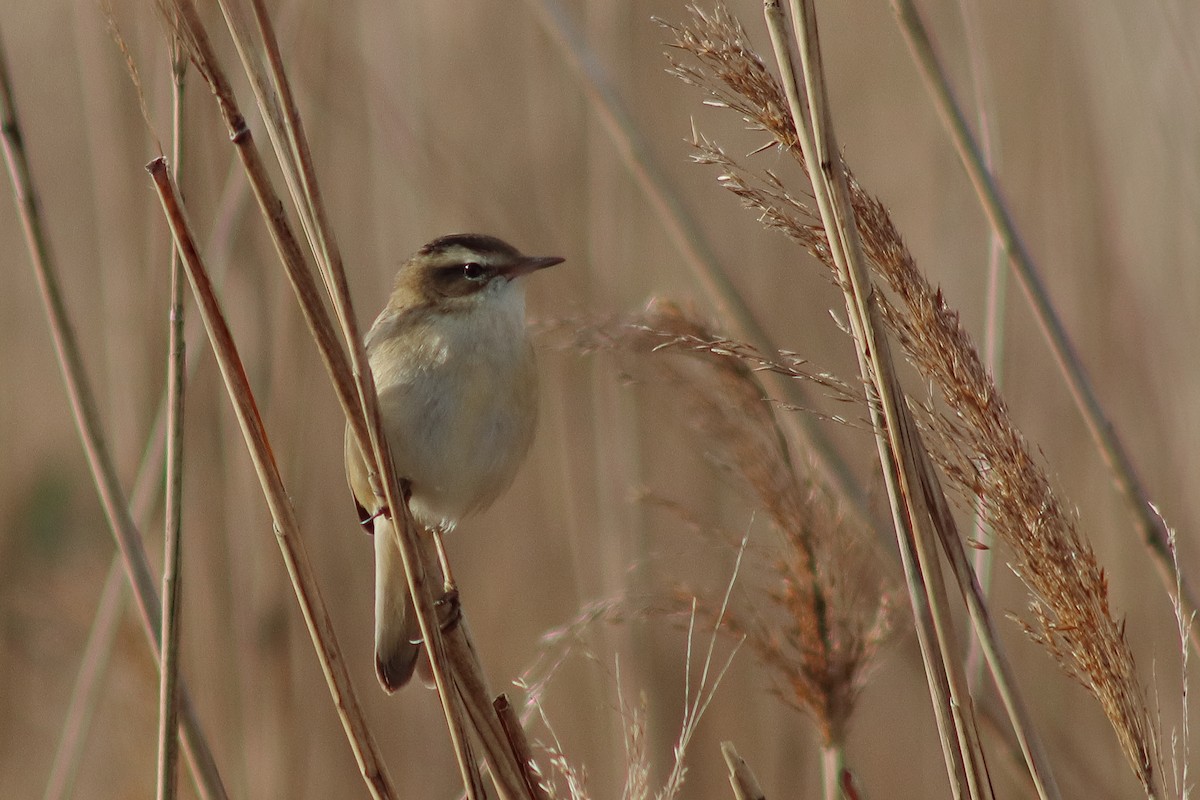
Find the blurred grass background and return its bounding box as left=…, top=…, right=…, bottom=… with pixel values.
left=2, top=0, right=1198, bottom=797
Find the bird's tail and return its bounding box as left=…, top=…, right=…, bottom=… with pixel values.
left=374, top=516, right=421, bottom=692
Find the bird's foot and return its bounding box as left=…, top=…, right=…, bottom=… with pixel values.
left=406, top=589, right=462, bottom=646
left=435, top=588, right=462, bottom=634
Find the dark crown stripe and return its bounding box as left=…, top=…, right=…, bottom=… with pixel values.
left=419, top=233, right=520, bottom=258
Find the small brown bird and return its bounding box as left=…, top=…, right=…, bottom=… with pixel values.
left=345, top=234, right=564, bottom=691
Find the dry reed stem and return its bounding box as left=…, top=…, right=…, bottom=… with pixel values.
left=146, top=157, right=399, bottom=800
left=890, top=0, right=1199, bottom=661
left=155, top=39, right=187, bottom=800
left=496, top=694, right=554, bottom=800
left=0, top=34, right=229, bottom=800
left=719, top=742, right=766, bottom=800
left=763, top=3, right=993, bottom=797
left=668, top=3, right=1158, bottom=796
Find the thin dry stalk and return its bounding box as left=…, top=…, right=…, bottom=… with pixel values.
left=763, top=3, right=993, bottom=797
left=1167, top=519, right=1192, bottom=800
left=616, top=666, right=650, bottom=800
left=890, top=0, right=1198, bottom=661
left=146, top=157, right=399, bottom=800
left=156, top=39, right=187, bottom=800
left=0, top=35, right=229, bottom=800
left=660, top=567, right=746, bottom=800
left=522, top=570, right=743, bottom=800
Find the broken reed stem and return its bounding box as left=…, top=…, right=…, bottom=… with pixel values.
left=198, top=2, right=531, bottom=794
left=526, top=0, right=871, bottom=526
left=146, top=157, right=399, bottom=800
left=495, top=694, right=552, bottom=800
left=720, top=742, right=766, bottom=800
left=764, top=2, right=992, bottom=798
left=156, top=42, right=187, bottom=800
left=0, top=36, right=229, bottom=800
left=890, top=0, right=1198, bottom=658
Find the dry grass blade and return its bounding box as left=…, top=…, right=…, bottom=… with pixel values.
left=0, top=33, right=229, bottom=800
left=889, top=0, right=1198, bottom=663
left=146, top=157, right=399, bottom=800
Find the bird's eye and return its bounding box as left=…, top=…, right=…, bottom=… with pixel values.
left=462, top=262, right=486, bottom=281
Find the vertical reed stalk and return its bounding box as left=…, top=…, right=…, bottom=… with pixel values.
left=764, top=1, right=992, bottom=796
left=155, top=39, right=188, bottom=800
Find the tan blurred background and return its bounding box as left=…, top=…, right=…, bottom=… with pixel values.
left=2, top=0, right=1198, bottom=797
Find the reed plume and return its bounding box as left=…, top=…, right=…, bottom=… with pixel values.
left=663, top=4, right=1159, bottom=794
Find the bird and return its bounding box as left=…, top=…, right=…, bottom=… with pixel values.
left=344, top=233, right=564, bottom=692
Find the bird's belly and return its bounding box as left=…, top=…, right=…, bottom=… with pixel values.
left=377, top=344, right=536, bottom=527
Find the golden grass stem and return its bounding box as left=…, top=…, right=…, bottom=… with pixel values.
left=155, top=43, right=188, bottom=800
left=146, top=156, right=399, bottom=800
left=526, top=0, right=870, bottom=526
left=889, top=0, right=1198, bottom=657
left=0, top=34, right=229, bottom=800
left=764, top=1, right=992, bottom=796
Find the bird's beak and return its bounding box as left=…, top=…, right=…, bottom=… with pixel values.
left=503, top=254, right=566, bottom=279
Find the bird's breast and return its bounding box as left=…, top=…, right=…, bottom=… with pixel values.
left=369, top=296, right=538, bottom=526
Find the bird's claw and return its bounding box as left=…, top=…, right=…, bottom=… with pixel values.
left=406, top=589, right=462, bottom=646
left=435, top=588, right=462, bottom=633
